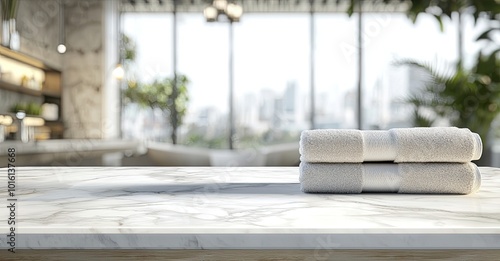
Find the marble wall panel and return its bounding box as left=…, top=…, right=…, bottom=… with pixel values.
left=7, top=0, right=118, bottom=139
left=62, top=0, right=104, bottom=139
left=16, top=0, right=62, bottom=69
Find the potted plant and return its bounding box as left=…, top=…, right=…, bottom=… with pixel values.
left=9, top=102, right=42, bottom=116
left=402, top=49, right=500, bottom=165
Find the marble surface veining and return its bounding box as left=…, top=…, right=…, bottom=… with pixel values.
left=0, top=167, right=499, bottom=249
left=17, top=0, right=62, bottom=69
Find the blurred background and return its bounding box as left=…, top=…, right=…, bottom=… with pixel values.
left=0, top=0, right=499, bottom=167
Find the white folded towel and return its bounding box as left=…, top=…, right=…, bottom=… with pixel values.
left=299, top=162, right=481, bottom=194
left=299, top=127, right=482, bottom=163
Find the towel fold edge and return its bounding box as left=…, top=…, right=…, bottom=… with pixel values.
left=472, top=133, right=483, bottom=161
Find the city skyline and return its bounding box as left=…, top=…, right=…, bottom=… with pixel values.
left=121, top=11, right=489, bottom=144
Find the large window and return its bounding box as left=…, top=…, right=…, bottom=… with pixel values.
left=121, top=13, right=174, bottom=141
left=120, top=8, right=497, bottom=148
left=176, top=14, right=230, bottom=148
left=314, top=14, right=358, bottom=129
left=233, top=14, right=311, bottom=148
left=362, top=13, right=459, bottom=129
left=361, top=12, right=491, bottom=129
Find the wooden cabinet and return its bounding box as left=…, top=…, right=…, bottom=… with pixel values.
left=0, top=45, right=63, bottom=139
left=43, top=71, right=62, bottom=96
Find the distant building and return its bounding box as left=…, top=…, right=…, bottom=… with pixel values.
left=283, top=82, right=296, bottom=114
left=259, top=88, right=276, bottom=122
left=343, top=90, right=357, bottom=129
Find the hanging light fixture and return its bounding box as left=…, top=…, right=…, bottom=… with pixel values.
left=57, top=0, right=66, bottom=54
left=203, top=0, right=242, bottom=23
left=203, top=5, right=218, bottom=22
left=225, top=3, right=243, bottom=22
left=113, top=63, right=125, bottom=79
left=213, top=0, right=228, bottom=11
left=202, top=1, right=242, bottom=150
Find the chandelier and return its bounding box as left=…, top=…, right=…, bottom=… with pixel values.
left=203, top=0, right=243, bottom=22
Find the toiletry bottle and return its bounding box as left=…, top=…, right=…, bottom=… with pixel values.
left=29, top=75, right=36, bottom=90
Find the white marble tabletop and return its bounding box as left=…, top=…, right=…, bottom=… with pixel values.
left=0, top=167, right=499, bottom=249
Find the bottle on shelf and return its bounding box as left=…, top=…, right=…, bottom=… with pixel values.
left=20, top=75, right=28, bottom=87
left=29, top=75, right=36, bottom=90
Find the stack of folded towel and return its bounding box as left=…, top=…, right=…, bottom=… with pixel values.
left=299, top=127, right=483, bottom=194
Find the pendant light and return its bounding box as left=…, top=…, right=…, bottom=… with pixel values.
left=57, top=0, right=66, bottom=54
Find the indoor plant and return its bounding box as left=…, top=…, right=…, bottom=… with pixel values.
left=123, top=75, right=190, bottom=144
left=402, top=49, right=500, bottom=165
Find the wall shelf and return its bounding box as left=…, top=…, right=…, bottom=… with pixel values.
left=0, top=45, right=61, bottom=96
left=0, top=45, right=57, bottom=71
left=0, top=79, right=42, bottom=96
left=0, top=45, right=64, bottom=139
